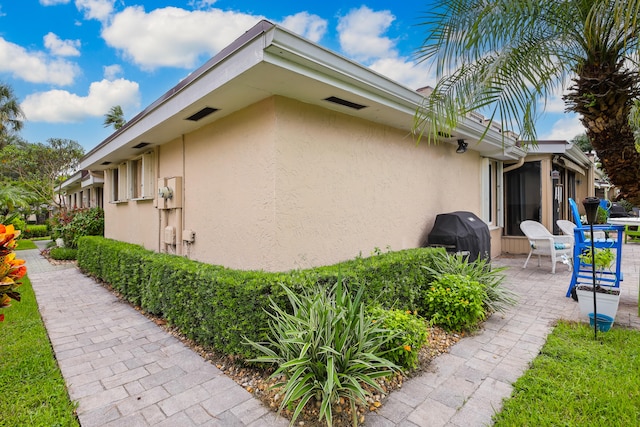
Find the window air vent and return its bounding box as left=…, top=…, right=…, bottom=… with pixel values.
left=132, top=142, right=150, bottom=149
left=437, top=131, right=453, bottom=138
left=185, top=107, right=219, bottom=121
left=101, top=161, right=112, bottom=165
left=323, top=96, right=367, bottom=110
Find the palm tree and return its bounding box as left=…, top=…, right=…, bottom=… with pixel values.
left=0, top=83, right=25, bottom=149
left=416, top=0, right=640, bottom=204
left=0, top=180, right=33, bottom=215
left=103, top=105, right=126, bottom=130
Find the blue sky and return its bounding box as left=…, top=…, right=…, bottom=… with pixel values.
left=0, top=0, right=583, bottom=151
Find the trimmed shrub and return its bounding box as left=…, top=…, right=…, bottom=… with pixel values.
left=423, top=274, right=486, bottom=331
left=22, top=225, right=48, bottom=239
left=423, top=252, right=516, bottom=314
left=49, top=247, right=77, bottom=260
left=77, top=236, right=446, bottom=358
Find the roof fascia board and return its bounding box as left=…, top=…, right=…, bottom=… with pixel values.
left=565, top=144, right=592, bottom=166
left=59, top=170, right=83, bottom=189
left=264, top=27, right=424, bottom=113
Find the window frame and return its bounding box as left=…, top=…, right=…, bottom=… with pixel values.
left=481, top=158, right=504, bottom=227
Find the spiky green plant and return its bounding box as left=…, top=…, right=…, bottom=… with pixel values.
left=423, top=252, right=517, bottom=314
left=245, top=281, right=400, bottom=426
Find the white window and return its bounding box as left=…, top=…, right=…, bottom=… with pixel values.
left=128, top=152, right=155, bottom=200
left=108, top=152, right=154, bottom=202
left=107, top=165, right=127, bottom=203
left=481, top=158, right=503, bottom=227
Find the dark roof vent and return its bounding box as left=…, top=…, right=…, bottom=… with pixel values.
left=101, top=161, right=112, bottom=165
left=132, top=142, right=150, bottom=149
left=185, top=107, right=219, bottom=121
left=323, top=96, right=367, bottom=110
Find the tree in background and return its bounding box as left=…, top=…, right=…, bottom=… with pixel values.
left=416, top=0, right=640, bottom=204
left=0, top=138, right=84, bottom=210
left=0, top=83, right=25, bottom=149
left=0, top=181, right=36, bottom=216
left=103, top=105, right=126, bottom=130
left=572, top=134, right=593, bottom=153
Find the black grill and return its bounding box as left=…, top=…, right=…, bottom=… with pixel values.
left=426, top=211, right=491, bottom=262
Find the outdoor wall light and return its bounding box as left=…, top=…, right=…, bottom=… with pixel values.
left=456, top=139, right=468, bottom=154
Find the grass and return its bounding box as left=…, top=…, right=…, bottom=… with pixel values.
left=493, top=321, right=640, bottom=426
left=15, top=239, right=37, bottom=250
left=0, top=276, right=79, bottom=427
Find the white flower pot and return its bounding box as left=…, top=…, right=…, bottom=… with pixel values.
left=576, top=286, right=620, bottom=324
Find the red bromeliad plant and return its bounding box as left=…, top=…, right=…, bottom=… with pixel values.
left=0, top=224, right=26, bottom=322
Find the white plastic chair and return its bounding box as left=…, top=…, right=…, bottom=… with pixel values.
left=556, top=219, right=577, bottom=243
left=520, top=220, right=573, bottom=274
left=557, top=218, right=606, bottom=242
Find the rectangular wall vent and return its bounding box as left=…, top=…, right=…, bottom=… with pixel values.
left=185, top=107, right=219, bottom=121
left=132, top=142, right=150, bottom=149
left=101, top=161, right=112, bottom=165
left=323, top=96, right=367, bottom=110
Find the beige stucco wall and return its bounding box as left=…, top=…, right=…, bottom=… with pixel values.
left=105, top=96, right=487, bottom=271
left=270, top=97, right=482, bottom=269
left=103, top=197, right=158, bottom=251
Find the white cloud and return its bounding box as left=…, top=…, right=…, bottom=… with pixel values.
left=75, top=0, right=115, bottom=22
left=101, top=6, right=261, bottom=70
left=280, top=12, right=327, bottom=43
left=337, top=6, right=397, bottom=62
left=40, top=0, right=70, bottom=5
left=541, top=114, right=585, bottom=140
left=103, top=64, right=123, bottom=80
left=369, top=57, right=435, bottom=91
left=44, top=32, right=81, bottom=57
left=0, top=37, right=79, bottom=85
left=21, top=78, right=140, bottom=123
left=542, top=94, right=567, bottom=113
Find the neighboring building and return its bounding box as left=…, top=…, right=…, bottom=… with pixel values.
left=80, top=20, right=528, bottom=272
left=501, top=140, right=596, bottom=254
left=57, top=170, right=105, bottom=210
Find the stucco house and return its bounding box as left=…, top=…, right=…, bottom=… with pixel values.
left=80, top=20, right=529, bottom=272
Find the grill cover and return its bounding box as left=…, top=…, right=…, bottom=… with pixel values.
left=426, top=211, right=491, bottom=262
left=608, top=202, right=629, bottom=218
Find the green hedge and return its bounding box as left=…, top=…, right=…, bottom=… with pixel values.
left=77, top=236, right=446, bottom=358
left=22, top=225, right=49, bottom=239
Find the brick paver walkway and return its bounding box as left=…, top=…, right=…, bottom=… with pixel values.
left=24, top=241, right=640, bottom=426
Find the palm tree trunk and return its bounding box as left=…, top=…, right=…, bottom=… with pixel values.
left=565, top=64, right=640, bottom=205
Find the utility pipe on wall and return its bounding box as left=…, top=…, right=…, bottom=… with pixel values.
left=503, top=157, right=525, bottom=173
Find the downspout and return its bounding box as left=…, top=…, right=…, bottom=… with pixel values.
left=503, top=156, right=525, bottom=173
left=176, top=134, right=186, bottom=256
left=155, top=146, right=164, bottom=253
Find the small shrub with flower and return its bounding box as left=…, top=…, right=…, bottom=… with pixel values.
left=368, top=306, right=429, bottom=370
left=0, top=224, right=27, bottom=322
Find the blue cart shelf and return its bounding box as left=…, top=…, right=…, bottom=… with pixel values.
left=566, top=198, right=624, bottom=297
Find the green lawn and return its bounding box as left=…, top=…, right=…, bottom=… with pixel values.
left=494, top=321, right=640, bottom=426
left=0, top=276, right=79, bottom=427
left=15, top=239, right=37, bottom=250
